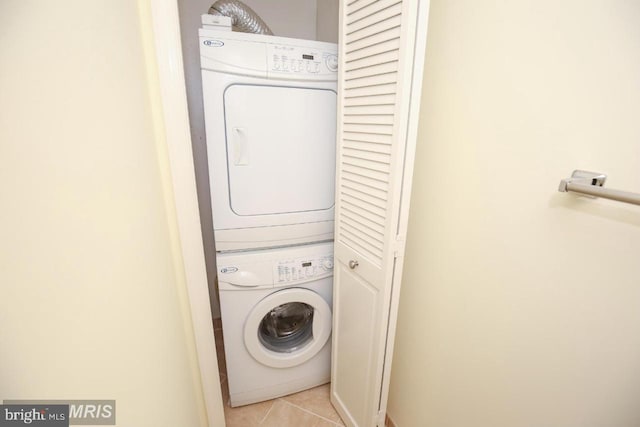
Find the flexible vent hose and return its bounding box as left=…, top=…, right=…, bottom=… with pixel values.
left=208, top=0, right=273, bottom=35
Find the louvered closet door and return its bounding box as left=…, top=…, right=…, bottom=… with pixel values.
left=330, top=1, right=430, bottom=426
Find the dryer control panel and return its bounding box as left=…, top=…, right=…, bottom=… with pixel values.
left=267, top=44, right=338, bottom=79
left=200, top=27, right=337, bottom=82
left=274, top=254, right=334, bottom=285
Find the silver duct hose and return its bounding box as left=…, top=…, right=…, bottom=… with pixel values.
left=208, top=0, right=273, bottom=35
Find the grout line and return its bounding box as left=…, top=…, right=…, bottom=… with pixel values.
left=277, top=399, right=344, bottom=426
left=257, top=400, right=276, bottom=426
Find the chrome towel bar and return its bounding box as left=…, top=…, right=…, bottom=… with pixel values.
left=558, top=170, right=640, bottom=206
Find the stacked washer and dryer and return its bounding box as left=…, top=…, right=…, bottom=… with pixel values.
left=199, top=16, right=339, bottom=407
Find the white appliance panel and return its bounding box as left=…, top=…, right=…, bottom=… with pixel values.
left=216, top=242, right=334, bottom=406
left=199, top=28, right=338, bottom=81
left=224, top=85, right=336, bottom=216
left=199, top=30, right=338, bottom=250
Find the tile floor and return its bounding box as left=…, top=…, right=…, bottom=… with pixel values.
left=214, top=319, right=345, bottom=427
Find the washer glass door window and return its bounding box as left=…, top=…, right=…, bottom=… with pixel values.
left=245, top=288, right=331, bottom=368
left=259, top=302, right=314, bottom=353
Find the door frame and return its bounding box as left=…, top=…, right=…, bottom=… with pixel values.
left=145, top=0, right=431, bottom=426
left=376, top=1, right=431, bottom=422
left=144, top=0, right=225, bottom=426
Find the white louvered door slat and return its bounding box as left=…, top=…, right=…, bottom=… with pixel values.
left=342, top=131, right=392, bottom=144
left=346, top=27, right=401, bottom=52
left=345, top=39, right=401, bottom=62
left=345, top=50, right=400, bottom=72
left=347, top=2, right=402, bottom=31
left=343, top=83, right=396, bottom=98
left=345, top=61, right=399, bottom=80
left=346, top=0, right=401, bottom=23
left=346, top=14, right=401, bottom=43
left=330, top=1, right=431, bottom=426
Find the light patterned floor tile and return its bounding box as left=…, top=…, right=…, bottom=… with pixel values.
left=215, top=328, right=342, bottom=426
left=224, top=400, right=273, bottom=427
left=281, top=384, right=344, bottom=425
left=260, top=400, right=327, bottom=427
left=313, top=419, right=340, bottom=427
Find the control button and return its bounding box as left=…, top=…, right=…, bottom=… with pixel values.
left=322, top=259, right=334, bottom=270
left=325, top=54, right=338, bottom=72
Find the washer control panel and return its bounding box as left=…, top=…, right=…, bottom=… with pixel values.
left=274, top=254, right=334, bottom=284
left=267, top=44, right=337, bottom=79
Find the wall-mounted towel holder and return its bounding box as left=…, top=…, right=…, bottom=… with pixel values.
left=558, top=170, right=640, bottom=206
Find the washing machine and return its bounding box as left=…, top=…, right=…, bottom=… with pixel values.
left=199, top=27, right=338, bottom=251
left=216, top=241, right=334, bottom=407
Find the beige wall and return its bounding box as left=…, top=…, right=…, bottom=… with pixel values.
left=388, top=1, right=640, bottom=426
left=0, top=1, right=208, bottom=426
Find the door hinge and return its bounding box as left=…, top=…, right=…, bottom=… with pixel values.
left=393, top=235, right=406, bottom=258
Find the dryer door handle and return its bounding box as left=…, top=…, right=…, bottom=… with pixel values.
left=232, top=127, right=249, bottom=166
left=223, top=281, right=260, bottom=288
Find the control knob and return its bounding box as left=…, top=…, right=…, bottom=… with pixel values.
left=325, top=54, right=338, bottom=72
left=322, top=259, right=334, bottom=270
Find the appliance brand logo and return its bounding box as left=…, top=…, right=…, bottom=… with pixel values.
left=220, top=267, right=238, bottom=274
left=203, top=39, right=224, bottom=47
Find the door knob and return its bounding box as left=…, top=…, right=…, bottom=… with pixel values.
left=348, top=260, right=359, bottom=269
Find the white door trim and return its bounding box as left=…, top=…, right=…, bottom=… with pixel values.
left=144, top=0, right=225, bottom=426
left=377, top=0, right=432, bottom=422
left=330, top=0, right=432, bottom=425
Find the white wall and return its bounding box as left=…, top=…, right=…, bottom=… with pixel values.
left=0, top=1, right=209, bottom=425
left=388, top=1, right=640, bottom=426
left=176, top=0, right=337, bottom=318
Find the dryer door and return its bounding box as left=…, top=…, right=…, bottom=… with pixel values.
left=244, top=287, right=332, bottom=368
left=224, top=84, right=337, bottom=217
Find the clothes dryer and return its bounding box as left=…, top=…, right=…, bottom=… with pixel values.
left=216, top=242, right=334, bottom=406
left=200, top=29, right=338, bottom=251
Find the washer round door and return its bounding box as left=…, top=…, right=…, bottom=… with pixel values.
left=244, top=287, right=332, bottom=368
